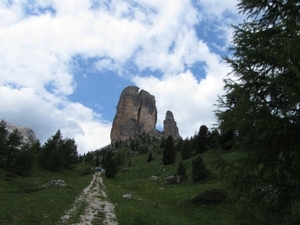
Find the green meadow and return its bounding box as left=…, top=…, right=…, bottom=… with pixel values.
left=0, top=167, right=92, bottom=225
left=103, top=149, right=242, bottom=225
left=0, top=149, right=244, bottom=225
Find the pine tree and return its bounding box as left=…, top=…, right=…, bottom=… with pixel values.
left=5, top=129, right=22, bottom=168
left=105, top=158, right=118, bottom=178
left=217, top=1, right=300, bottom=224
left=191, top=155, right=209, bottom=182
left=196, top=125, right=209, bottom=153
left=181, top=138, right=192, bottom=160
left=162, top=135, right=176, bottom=165
left=175, top=138, right=183, bottom=152
left=177, top=162, right=187, bottom=178
left=13, top=143, right=34, bottom=176
left=0, top=120, right=8, bottom=167
left=39, top=130, right=63, bottom=172
left=147, top=151, right=153, bottom=162
left=60, top=138, right=78, bottom=169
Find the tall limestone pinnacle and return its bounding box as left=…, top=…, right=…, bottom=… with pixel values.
left=110, top=86, right=158, bottom=143
left=163, top=110, right=180, bottom=140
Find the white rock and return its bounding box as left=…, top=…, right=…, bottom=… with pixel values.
left=151, top=175, right=158, bottom=180
left=123, top=194, right=132, bottom=199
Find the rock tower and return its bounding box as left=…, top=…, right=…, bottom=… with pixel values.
left=163, top=110, right=180, bottom=140
left=110, top=86, right=157, bottom=143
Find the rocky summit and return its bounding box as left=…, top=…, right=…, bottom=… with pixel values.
left=5, top=121, right=38, bottom=143
left=110, top=86, right=181, bottom=143
left=163, top=110, right=180, bottom=140
left=110, top=86, right=158, bottom=143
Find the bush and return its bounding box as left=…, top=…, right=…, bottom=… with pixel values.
left=76, top=163, right=93, bottom=176
left=190, top=189, right=227, bottom=205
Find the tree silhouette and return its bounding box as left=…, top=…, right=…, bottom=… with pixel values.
left=162, top=135, right=176, bottom=165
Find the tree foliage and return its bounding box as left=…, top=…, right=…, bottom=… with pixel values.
left=147, top=151, right=154, bottom=162
left=38, top=130, right=78, bottom=172
left=0, top=120, right=79, bottom=175
left=103, top=150, right=119, bottom=178
left=177, top=162, right=187, bottom=178
left=181, top=138, right=192, bottom=160
left=5, top=129, right=22, bottom=168
left=191, top=155, right=209, bottom=183
left=196, top=125, right=210, bottom=153
left=12, top=144, right=35, bottom=176
left=162, top=135, right=176, bottom=165
left=0, top=120, right=41, bottom=175
left=105, top=158, right=118, bottom=178
left=217, top=0, right=300, bottom=224
left=0, top=120, right=8, bottom=167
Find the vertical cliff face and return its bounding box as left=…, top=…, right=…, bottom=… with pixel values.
left=163, top=110, right=180, bottom=140
left=110, top=86, right=157, bottom=143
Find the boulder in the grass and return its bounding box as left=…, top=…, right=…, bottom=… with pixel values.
left=43, top=180, right=66, bottom=187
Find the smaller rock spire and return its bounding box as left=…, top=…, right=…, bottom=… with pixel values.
left=163, top=110, right=180, bottom=140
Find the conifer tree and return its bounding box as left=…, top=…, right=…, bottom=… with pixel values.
left=5, top=129, right=22, bottom=168
left=196, top=125, right=209, bottom=153
left=105, top=158, right=118, bottom=178
left=147, top=151, right=153, bottom=162
left=217, top=1, right=300, bottom=223
left=177, top=162, right=187, bottom=178
left=175, top=138, right=183, bottom=152
left=162, top=135, right=176, bottom=165
left=191, top=155, right=209, bottom=182
left=60, top=138, right=78, bottom=169
left=181, top=138, right=192, bottom=160
left=13, top=143, right=34, bottom=176
left=0, top=120, right=8, bottom=167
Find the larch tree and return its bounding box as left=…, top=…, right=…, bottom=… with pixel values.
left=216, top=0, right=300, bottom=224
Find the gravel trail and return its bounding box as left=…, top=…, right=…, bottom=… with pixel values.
left=58, top=172, right=118, bottom=225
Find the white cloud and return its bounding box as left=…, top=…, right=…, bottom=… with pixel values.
left=132, top=51, right=231, bottom=139
left=0, top=86, right=111, bottom=154
left=0, top=0, right=239, bottom=153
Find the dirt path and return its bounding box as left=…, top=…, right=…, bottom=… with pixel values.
left=58, top=172, right=118, bottom=225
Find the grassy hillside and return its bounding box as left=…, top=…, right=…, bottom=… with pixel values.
left=103, top=149, right=242, bottom=225
left=0, top=166, right=92, bottom=225
left=0, top=145, right=244, bottom=225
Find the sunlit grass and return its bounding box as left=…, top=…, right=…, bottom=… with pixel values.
left=0, top=167, right=92, bottom=225
left=103, top=149, right=241, bottom=225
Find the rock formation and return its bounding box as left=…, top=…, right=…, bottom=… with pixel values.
left=5, top=121, right=38, bottom=143
left=163, top=110, right=180, bottom=140
left=110, top=86, right=157, bottom=143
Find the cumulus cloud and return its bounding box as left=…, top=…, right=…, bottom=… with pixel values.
left=0, top=0, right=239, bottom=153
left=132, top=51, right=231, bottom=139
left=0, top=85, right=111, bottom=154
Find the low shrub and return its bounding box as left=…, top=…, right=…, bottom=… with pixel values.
left=190, top=189, right=228, bottom=205
left=76, top=163, right=93, bottom=176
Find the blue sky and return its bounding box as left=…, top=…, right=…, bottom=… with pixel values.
left=0, top=0, right=241, bottom=154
